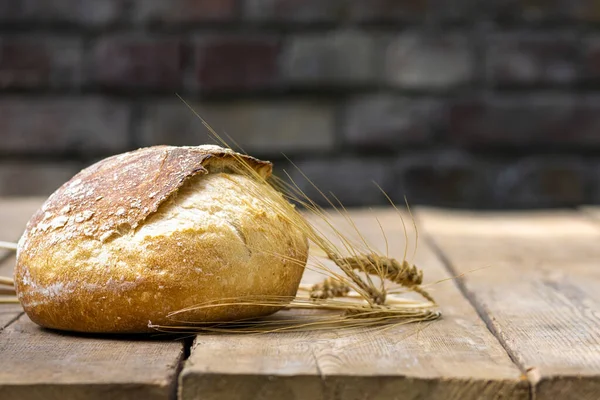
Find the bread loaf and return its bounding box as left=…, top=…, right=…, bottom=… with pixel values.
left=14, top=145, right=308, bottom=333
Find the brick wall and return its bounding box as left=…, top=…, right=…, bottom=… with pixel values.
left=1, top=1, right=600, bottom=208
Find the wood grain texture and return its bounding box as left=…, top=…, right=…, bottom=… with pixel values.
left=0, top=198, right=43, bottom=329
left=0, top=314, right=184, bottom=400
left=180, top=209, right=527, bottom=400
left=418, top=208, right=600, bottom=400
left=0, top=198, right=186, bottom=400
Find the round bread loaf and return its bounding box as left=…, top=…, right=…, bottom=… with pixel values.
left=14, top=145, right=308, bottom=333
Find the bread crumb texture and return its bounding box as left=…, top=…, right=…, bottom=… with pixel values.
left=15, top=145, right=308, bottom=333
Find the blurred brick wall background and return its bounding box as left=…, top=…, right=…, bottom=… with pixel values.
left=1, top=0, right=600, bottom=208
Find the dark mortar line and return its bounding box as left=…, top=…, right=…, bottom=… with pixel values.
left=3, top=147, right=600, bottom=164
left=3, top=20, right=600, bottom=34
left=11, top=86, right=600, bottom=103
left=0, top=22, right=477, bottom=36
left=420, top=226, right=535, bottom=399
left=0, top=86, right=472, bottom=99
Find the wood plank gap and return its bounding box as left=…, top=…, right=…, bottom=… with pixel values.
left=423, top=230, right=534, bottom=397
left=418, top=208, right=600, bottom=400
left=0, top=311, right=23, bottom=333
left=422, top=229, right=525, bottom=367
left=172, top=336, right=196, bottom=400
left=180, top=210, right=528, bottom=400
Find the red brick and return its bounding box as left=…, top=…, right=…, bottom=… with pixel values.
left=385, top=32, right=474, bottom=89
left=139, top=100, right=335, bottom=155
left=572, top=1, right=600, bottom=21
left=449, top=96, right=600, bottom=148
left=492, top=157, right=586, bottom=207
left=283, top=32, right=378, bottom=85
left=0, top=162, right=81, bottom=197
left=395, top=152, right=489, bottom=207
left=488, top=0, right=571, bottom=22
left=583, top=36, right=600, bottom=85
left=348, top=0, right=473, bottom=22
left=0, top=97, right=131, bottom=155
left=132, top=0, right=237, bottom=23
left=396, top=152, right=587, bottom=208
left=486, top=33, right=579, bottom=87
left=243, top=0, right=345, bottom=22
left=348, top=0, right=428, bottom=21
left=0, top=36, right=82, bottom=89
left=0, top=0, right=123, bottom=26
left=287, top=158, right=393, bottom=207
left=243, top=0, right=472, bottom=23
left=342, top=95, right=443, bottom=149
left=489, top=0, right=600, bottom=23
left=90, top=36, right=183, bottom=90
left=192, top=36, right=281, bottom=92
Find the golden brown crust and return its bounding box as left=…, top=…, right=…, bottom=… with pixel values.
left=19, top=197, right=307, bottom=333
left=19, top=145, right=272, bottom=254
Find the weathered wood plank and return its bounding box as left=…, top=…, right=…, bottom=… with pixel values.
left=0, top=198, right=185, bottom=400
left=0, top=314, right=184, bottom=400
left=418, top=208, right=600, bottom=400
left=180, top=209, right=527, bottom=400
left=581, top=206, right=600, bottom=223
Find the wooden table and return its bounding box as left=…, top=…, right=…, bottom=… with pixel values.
left=1, top=198, right=599, bottom=400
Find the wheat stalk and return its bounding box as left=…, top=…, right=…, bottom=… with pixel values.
left=144, top=97, right=443, bottom=334
left=0, top=296, right=18, bottom=304
left=0, top=276, right=14, bottom=286
left=0, top=241, right=17, bottom=251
